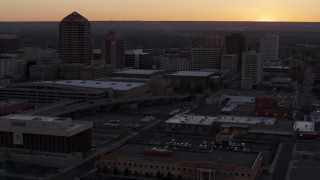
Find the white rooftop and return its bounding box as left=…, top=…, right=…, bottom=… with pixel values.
left=114, top=69, right=163, bottom=75
left=221, top=104, right=238, bottom=112
left=293, top=121, right=314, bottom=132
left=0, top=114, right=92, bottom=137
left=167, top=71, right=216, bottom=77
left=3, top=114, right=67, bottom=122
left=39, top=80, right=147, bottom=91
left=224, top=96, right=255, bottom=104
left=166, top=114, right=276, bottom=126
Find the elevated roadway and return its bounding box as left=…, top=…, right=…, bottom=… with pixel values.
left=23, top=94, right=190, bottom=116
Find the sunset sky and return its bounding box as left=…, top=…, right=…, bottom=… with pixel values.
left=1, top=0, right=320, bottom=22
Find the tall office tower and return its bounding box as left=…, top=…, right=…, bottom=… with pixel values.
left=260, top=34, right=279, bottom=64
left=225, top=33, right=246, bottom=69
left=0, top=35, right=19, bottom=53
left=124, top=49, right=153, bottom=69
left=58, top=12, right=92, bottom=64
left=241, top=50, right=262, bottom=85
left=191, top=47, right=222, bottom=70
left=101, top=31, right=124, bottom=69
left=221, top=54, right=238, bottom=74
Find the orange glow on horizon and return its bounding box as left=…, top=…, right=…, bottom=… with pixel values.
left=0, top=0, right=320, bottom=22
left=257, top=17, right=275, bottom=22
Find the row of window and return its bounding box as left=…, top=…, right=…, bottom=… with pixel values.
left=102, top=160, right=251, bottom=177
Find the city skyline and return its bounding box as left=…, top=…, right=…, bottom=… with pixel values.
left=1, top=0, right=320, bottom=22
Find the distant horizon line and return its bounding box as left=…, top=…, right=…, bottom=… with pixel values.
left=1, top=20, right=320, bottom=23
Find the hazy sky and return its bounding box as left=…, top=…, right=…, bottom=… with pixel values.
left=1, top=0, right=320, bottom=22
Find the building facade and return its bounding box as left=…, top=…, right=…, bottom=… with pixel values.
left=225, top=33, right=246, bottom=69
left=101, top=31, right=124, bottom=69
left=0, top=99, right=29, bottom=116
left=260, top=34, right=279, bottom=64
left=0, top=35, right=18, bottom=53
left=29, top=64, right=58, bottom=81
left=124, top=49, right=153, bottom=69
left=241, top=50, right=262, bottom=85
left=191, top=47, right=222, bottom=70
left=221, top=54, right=238, bottom=74
left=58, top=11, right=92, bottom=64
left=100, top=143, right=262, bottom=180
left=160, top=57, right=192, bottom=71
left=289, top=59, right=304, bottom=81
left=0, top=114, right=92, bottom=153
left=0, top=54, right=20, bottom=78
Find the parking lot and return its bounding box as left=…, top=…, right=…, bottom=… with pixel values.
left=89, top=113, right=158, bottom=147
left=130, top=133, right=267, bottom=153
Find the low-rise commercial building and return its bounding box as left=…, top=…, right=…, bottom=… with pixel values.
left=113, top=69, right=164, bottom=79
left=164, top=71, right=218, bottom=90
left=254, top=97, right=292, bottom=119
left=100, top=143, right=262, bottom=180
left=0, top=99, right=28, bottom=116
left=0, top=114, right=92, bottom=153
left=165, top=114, right=276, bottom=135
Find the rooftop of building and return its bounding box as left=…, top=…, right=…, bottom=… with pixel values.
left=263, top=66, right=290, bottom=69
left=221, top=104, right=238, bottom=112
left=125, top=49, right=149, bottom=55
left=105, top=143, right=259, bottom=168
left=166, top=114, right=276, bottom=126
left=61, top=11, right=88, bottom=22
left=0, top=114, right=93, bottom=136
left=293, top=121, right=315, bottom=132
left=0, top=54, right=18, bottom=58
left=114, top=69, right=163, bottom=75
left=165, top=71, right=216, bottom=77
left=39, top=80, right=147, bottom=91
left=2, top=114, right=68, bottom=122
left=225, top=95, right=255, bottom=104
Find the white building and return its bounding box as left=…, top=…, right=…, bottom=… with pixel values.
left=0, top=54, right=22, bottom=78
left=221, top=54, right=238, bottom=73
left=260, top=34, right=279, bottom=64
left=241, top=50, right=262, bottom=85
left=160, top=57, right=192, bottom=71
left=191, top=47, right=222, bottom=70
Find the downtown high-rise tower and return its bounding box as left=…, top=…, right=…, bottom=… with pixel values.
left=101, top=31, right=124, bottom=69
left=59, top=12, right=92, bottom=64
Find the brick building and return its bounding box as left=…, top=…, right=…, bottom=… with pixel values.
left=254, top=97, right=291, bottom=119
left=100, top=143, right=262, bottom=180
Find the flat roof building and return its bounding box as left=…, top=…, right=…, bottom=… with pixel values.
left=0, top=80, right=151, bottom=104
left=113, top=69, right=164, bottom=79
left=101, top=143, right=262, bottom=180
left=165, top=114, right=276, bottom=135
left=0, top=114, right=92, bottom=153
left=164, top=71, right=218, bottom=90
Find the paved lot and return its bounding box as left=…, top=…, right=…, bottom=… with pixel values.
left=89, top=113, right=157, bottom=147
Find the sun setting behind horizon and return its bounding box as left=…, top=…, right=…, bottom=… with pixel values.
left=258, top=17, right=275, bottom=22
